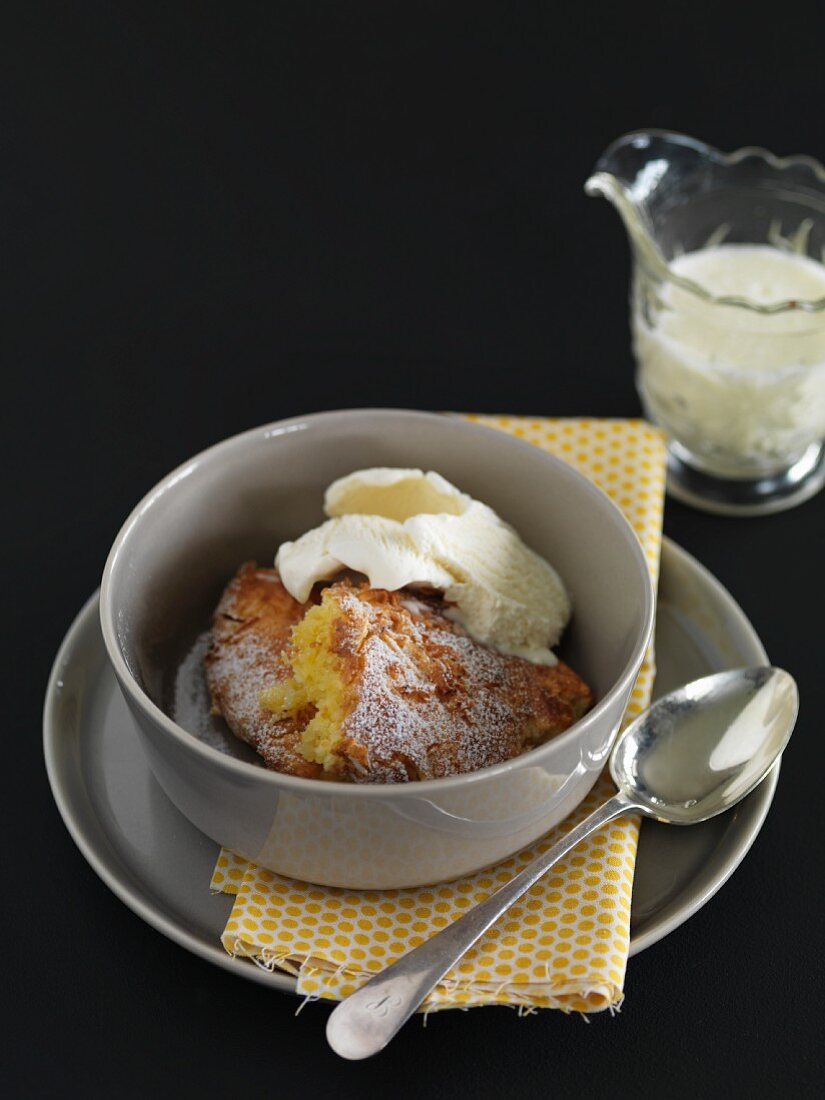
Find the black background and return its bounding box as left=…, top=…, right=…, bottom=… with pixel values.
left=4, top=3, right=825, bottom=1097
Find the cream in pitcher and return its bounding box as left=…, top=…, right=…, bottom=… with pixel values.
left=634, top=243, right=825, bottom=476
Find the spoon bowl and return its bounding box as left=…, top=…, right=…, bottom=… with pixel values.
left=611, top=666, right=798, bottom=825
left=327, top=665, right=798, bottom=1059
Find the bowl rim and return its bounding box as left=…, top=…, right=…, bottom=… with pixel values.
left=100, top=407, right=656, bottom=799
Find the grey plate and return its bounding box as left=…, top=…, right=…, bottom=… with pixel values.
left=43, top=538, right=776, bottom=991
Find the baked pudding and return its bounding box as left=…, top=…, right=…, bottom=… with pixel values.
left=206, top=563, right=592, bottom=784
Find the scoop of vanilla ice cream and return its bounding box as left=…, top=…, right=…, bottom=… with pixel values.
left=275, top=468, right=571, bottom=665
left=405, top=505, right=570, bottom=664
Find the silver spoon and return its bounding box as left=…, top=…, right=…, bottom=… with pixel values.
left=326, top=666, right=798, bottom=1059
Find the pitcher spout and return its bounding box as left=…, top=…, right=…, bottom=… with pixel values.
left=585, top=130, right=719, bottom=271
left=586, top=130, right=717, bottom=198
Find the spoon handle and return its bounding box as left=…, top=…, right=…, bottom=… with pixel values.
left=326, top=791, right=637, bottom=1059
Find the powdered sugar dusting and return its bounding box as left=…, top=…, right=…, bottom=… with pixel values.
left=332, top=586, right=556, bottom=783
left=202, top=565, right=319, bottom=777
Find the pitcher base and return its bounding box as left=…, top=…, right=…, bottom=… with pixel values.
left=665, top=440, right=825, bottom=516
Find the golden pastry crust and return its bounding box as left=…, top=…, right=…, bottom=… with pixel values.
left=206, top=565, right=593, bottom=784
left=205, top=563, right=322, bottom=778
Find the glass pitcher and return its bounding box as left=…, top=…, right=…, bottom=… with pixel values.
left=586, top=130, right=825, bottom=515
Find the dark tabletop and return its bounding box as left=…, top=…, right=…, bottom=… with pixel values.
left=5, top=4, right=824, bottom=1097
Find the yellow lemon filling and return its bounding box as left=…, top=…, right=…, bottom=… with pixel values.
left=260, top=595, right=348, bottom=770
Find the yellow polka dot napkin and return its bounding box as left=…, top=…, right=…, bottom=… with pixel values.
left=211, top=416, right=666, bottom=1013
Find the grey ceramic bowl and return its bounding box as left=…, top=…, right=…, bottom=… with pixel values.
left=100, top=409, right=654, bottom=889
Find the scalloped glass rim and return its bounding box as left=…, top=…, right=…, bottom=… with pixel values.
left=586, top=129, right=825, bottom=316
